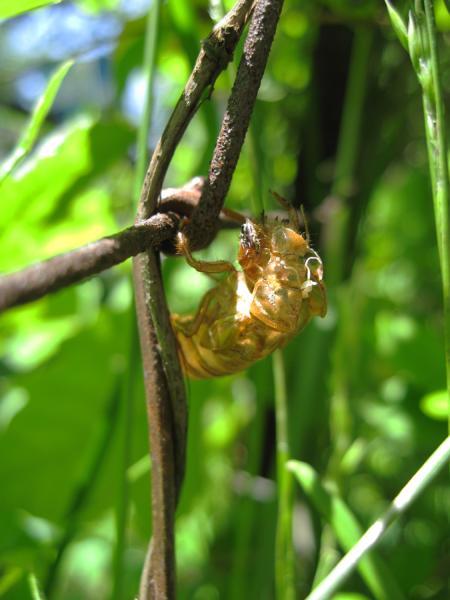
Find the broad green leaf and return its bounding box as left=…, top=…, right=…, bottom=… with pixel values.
left=0, top=60, right=73, bottom=185
left=0, top=310, right=128, bottom=520
left=0, top=114, right=133, bottom=272
left=288, top=461, right=405, bottom=600
left=0, top=0, right=60, bottom=18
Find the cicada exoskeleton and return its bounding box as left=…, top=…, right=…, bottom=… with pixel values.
left=171, top=197, right=327, bottom=378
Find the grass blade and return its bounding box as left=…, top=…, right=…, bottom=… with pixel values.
left=28, top=574, right=47, bottom=600
left=288, top=460, right=405, bottom=600
left=295, top=437, right=450, bottom=598
left=132, top=1, right=161, bottom=204
left=385, top=0, right=450, bottom=427
left=0, top=60, right=73, bottom=185
left=421, top=0, right=450, bottom=413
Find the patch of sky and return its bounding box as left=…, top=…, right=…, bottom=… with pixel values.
left=14, top=58, right=113, bottom=114
left=118, top=0, right=151, bottom=19
left=5, top=3, right=122, bottom=62
left=121, top=68, right=173, bottom=145
left=1, top=2, right=124, bottom=110
left=1, top=1, right=158, bottom=117
left=14, top=69, right=48, bottom=105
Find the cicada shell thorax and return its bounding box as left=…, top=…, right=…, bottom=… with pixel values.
left=245, top=218, right=327, bottom=333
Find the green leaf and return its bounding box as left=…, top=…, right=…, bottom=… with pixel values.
left=0, top=60, right=73, bottom=185
left=0, top=0, right=61, bottom=18
left=288, top=461, right=405, bottom=600
left=384, top=1, right=408, bottom=51
left=0, top=114, right=133, bottom=272
left=0, top=311, right=128, bottom=521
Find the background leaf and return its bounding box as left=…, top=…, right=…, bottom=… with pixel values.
left=0, top=1, right=61, bottom=19
left=0, top=60, right=73, bottom=185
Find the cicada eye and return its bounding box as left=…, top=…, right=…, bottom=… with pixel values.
left=240, top=220, right=260, bottom=251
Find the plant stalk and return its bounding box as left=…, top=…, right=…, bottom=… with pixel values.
left=421, top=0, right=450, bottom=409
left=305, top=436, right=450, bottom=600
left=273, top=349, right=295, bottom=600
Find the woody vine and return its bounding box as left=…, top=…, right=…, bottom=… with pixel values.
left=0, top=2, right=449, bottom=600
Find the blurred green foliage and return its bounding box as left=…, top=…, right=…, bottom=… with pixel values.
left=0, top=1, right=448, bottom=599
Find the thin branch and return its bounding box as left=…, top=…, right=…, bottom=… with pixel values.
left=133, top=257, right=179, bottom=599
left=114, top=4, right=162, bottom=598
left=136, top=0, right=255, bottom=221
left=0, top=212, right=179, bottom=313
left=0, top=192, right=288, bottom=315
left=186, top=0, right=286, bottom=249
left=132, top=3, right=257, bottom=598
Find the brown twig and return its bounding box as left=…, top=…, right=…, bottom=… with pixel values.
left=132, top=2, right=256, bottom=598
left=0, top=181, right=245, bottom=314
left=186, top=0, right=286, bottom=249
left=136, top=0, right=256, bottom=221
left=0, top=213, right=178, bottom=313
left=132, top=0, right=286, bottom=596
left=133, top=257, right=178, bottom=599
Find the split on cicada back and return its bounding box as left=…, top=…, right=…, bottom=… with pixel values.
left=171, top=194, right=327, bottom=379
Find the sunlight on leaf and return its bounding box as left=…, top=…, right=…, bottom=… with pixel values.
left=0, top=0, right=61, bottom=19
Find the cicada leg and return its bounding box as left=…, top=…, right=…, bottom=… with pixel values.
left=177, top=231, right=236, bottom=275
left=173, top=288, right=217, bottom=338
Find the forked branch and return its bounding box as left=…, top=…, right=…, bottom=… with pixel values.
left=134, top=0, right=286, bottom=597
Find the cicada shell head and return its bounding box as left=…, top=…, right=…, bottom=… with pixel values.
left=238, top=219, right=270, bottom=289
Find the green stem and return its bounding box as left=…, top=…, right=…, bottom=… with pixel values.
left=305, top=437, right=450, bottom=600
left=111, top=315, right=139, bottom=600
left=228, top=404, right=265, bottom=598
left=273, top=349, right=295, bottom=600
left=133, top=0, right=162, bottom=205
left=421, top=0, right=450, bottom=412
left=28, top=574, right=46, bottom=600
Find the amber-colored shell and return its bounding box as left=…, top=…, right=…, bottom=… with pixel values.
left=171, top=214, right=327, bottom=379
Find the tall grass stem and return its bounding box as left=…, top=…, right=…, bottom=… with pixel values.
left=133, top=0, right=161, bottom=205
left=304, top=436, right=450, bottom=600
left=111, top=317, right=139, bottom=600
left=272, top=349, right=295, bottom=600
left=421, top=0, right=450, bottom=411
